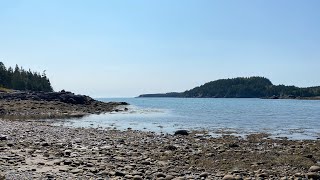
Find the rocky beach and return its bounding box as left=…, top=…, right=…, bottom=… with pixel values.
left=0, top=119, right=320, bottom=179
left=0, top=91, right=320, bottom=179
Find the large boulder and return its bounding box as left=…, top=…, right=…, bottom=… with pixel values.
left=309, top=165, right=320, bottom=172
left=174, top=130, right=189, bottom=136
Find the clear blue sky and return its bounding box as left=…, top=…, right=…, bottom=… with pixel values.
left=1, top=0, right=320, bottom=97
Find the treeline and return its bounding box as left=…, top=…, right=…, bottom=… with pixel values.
left=184, top=77, right=273, bottom=98
left=138, top=77, right=320, bottom=98
left=0, top=62, right=53, bottom=92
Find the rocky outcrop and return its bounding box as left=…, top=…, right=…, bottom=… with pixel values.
left=0, top=91, right=118, bottom=105
left=0, top=91, right=128, bottom=119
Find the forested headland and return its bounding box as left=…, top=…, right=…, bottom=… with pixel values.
left=0, top=62, right=53, bottom=92
left=139, top=77, right=320, bottom=99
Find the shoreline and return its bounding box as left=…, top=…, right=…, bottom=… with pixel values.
left=137, top=96, right=320, bottom=100
left=0, top=119, right=320, bottom=179
left=59, top=118, right=320, bottom=141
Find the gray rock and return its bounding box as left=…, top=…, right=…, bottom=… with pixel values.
left=164, top=145, right=177, bottom=151
left=141, top=161, right=151, bottom=165
left=309, top=165, right=320, bottom=172
left=0, top=174, right=5, bottom=180
left=46, top=173, right=54, bottom=179
left=155, top=172, right=166, bottom=178
left=64, top=150, right=72, bottom=157
left=115, top=171, right=126, bottom=177
left=222, top=175, right=236, bottom=180
left=0, top=135, right=7, bottom=141
left=165, top=175, right=174, bottom=180
left=63, top=159, right=72, bottom=165
left=41, top=142, right=50, bottom=146
left=200, top=172, right=209, bottom=178
left=70, top=168, right=83, bottom=174
left=174, top=130, right=189, bottom=136
left=306, top=172, right=320, bottom=179
left=133, top=175, right=143, bottom=180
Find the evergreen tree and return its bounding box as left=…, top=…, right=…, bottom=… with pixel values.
left=0, top=62, right=53, bottom=92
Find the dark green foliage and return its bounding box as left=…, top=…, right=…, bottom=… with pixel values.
left=0, top=62, right=53, bottom=92
left=139, top=77, right=320, bottom=98
left=184, top=77, right=273, bottom=98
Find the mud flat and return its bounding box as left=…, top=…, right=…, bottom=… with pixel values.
left=0, top=119, right=320, bottom=179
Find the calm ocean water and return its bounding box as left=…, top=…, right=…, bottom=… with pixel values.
left=61, top=98, right=320, bottom=140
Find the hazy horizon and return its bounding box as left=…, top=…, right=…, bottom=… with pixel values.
left=1, top=0, right=320, bottom=97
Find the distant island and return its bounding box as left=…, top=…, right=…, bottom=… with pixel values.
left=138, top=77, right=320, bottom=99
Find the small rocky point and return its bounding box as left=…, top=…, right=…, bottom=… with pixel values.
left=0, top=90, right=128, bottom=119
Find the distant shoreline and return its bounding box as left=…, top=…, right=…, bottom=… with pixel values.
left=137, top=96, right=320, bottom=100
left=138, top=77, right=320, bottom=99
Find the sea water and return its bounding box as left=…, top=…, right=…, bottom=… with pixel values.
left=60, top=98, right=320, bottom=140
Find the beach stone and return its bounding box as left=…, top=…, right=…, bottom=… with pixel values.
left=294, top=173, right=304, bottom=177
left=222, top=175, right=236, bottom=180
left=256, top=173, right=268, bottom=178
left=155, top=172, right=166, bottom=178
left=46, top=173, right=54, bottom=179
left=199, top=172, right=209, bottom=178
left=64, top=150, right=72, bottom=156
left=63, top=159, right=72, bottom=165
left=71, top=168, right=83, bottom=174
left=41, top=142, right=50, bottom=146
left=7, top=142, right=14, bottom=147
left=97, top=171, right=109, bottom=176
left=309, top=165, right=320, bottom=172
left=306, top=172, right=320, bottom=179
left=165, top=145, right=177, bottom=151
left=0, top=135, right=7, bottom=141
left=174, top=130, right=189, bottom=136
left=141, top=161, right=151, bottom=165
left=133, top=175, right=143, bottom=180
left=115, top=171, right=126, bottom=176
left=125, top=175, right=133, bottom=178
left=0, top=174, right=5, bottom=180
left=229, top=143, right=239, bottom=148
left=58, top=167, right=68, bottom=172
left=165, top=175, right=174, bottom=180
